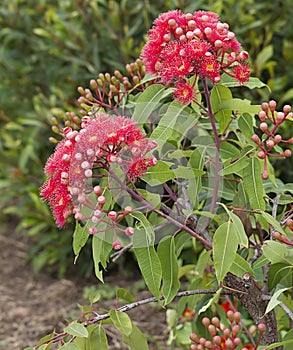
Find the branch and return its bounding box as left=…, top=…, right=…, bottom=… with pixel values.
left=86, top=288, right=233, bottom=325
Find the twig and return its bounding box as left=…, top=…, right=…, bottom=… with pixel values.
left=86, top=288, right=233, bottom=325
left=279, top=302, right=293, bottom=322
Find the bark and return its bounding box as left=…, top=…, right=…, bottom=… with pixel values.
left=225, top=272, right=280, bottom=347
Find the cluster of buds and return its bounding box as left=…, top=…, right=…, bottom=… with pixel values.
left=141, top=10, right=250, bottom=104
left=41, top=113, right=157, bottom=239
left=190, top=311, right=267, bottom=350
left=252, top=100, right=293, bottom=179
left=272, top=230, right=293, bottom=245
left=49, top=111, right=82, bottom=143
left=77, top=59, right=150, bottom=112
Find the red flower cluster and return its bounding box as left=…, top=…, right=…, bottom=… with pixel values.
left=141, top=10, right=250, bottom=104
left=41, top=113, right=157, bottom=228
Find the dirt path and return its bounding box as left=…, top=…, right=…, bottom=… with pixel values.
left=0, top=228, right=171, bottom=350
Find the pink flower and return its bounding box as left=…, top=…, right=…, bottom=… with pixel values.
left=141, top=10, right=250, bottom=85
left=40, top=138, right=76, bottom=227
left=232, top=63, right=251, bottom=84
left=173, top=80, right=195, bottom=105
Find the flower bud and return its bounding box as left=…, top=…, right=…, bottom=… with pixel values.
left=112, top=240, right=122, bottom=250
left=234, top=311, right=241, bottom=323
left=258, top=323, right=266, bottom=332
left=97, top=195, right=106, bottom=205
left=208, top=324, right=216, bottom=336
left=125, top=227, right=134, bottom=236
left=274, top=134, right=282, bottom=143
left=260, top=122, right=268, bottom=133
left=202, top=317, right=210, bottom=327
left=284, top=149, right=292, bottom=157
left=89, top=226, right=98, bottom=235
left=257, top=151, right=266, bottom=159
left=262, top=169, right=269, bottom=180
left=227, top=310, right=234, bottom=322
left=189, top=333, right=198, bottom=342
left=266, top=140, right=275, bottom=149
left=108, top=211, right=117, bottom=220
left=211, top=317, right=220, bottom=327
left=251, top=134, right=260, bottom=143
left=283, top=104, right=291, bottom=114
left=213, top=335, right=222, bottom=345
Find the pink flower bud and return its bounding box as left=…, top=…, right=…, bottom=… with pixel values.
left=274, top=134, right=282, bottom=143
left=108, top=211, right=117, bottom=220
left=258, top=150, right=266, bottom=159
left=283, top=104, right=291, bottom=114
left=260, top=122, right=268, bottom=132
left=251, top=134, right=260, bottom=143
left=258, top=323, right=266, bottom=332
left=175, top=27, right=183, bottom=36
left=89, top=226, right=98, bottom=235
left=112, top=240, right=122, bottom=250
left=202, top=317, right=210, bottom=327
left=284, top=149, right=292, bottom=157
left=125, top=227, right=134, bottom=236
left=262, top=169, right=269, bottom=179
left=97, top=195, right=106, bottom=205
left=84, top=169, right=93, bottom=178
left=94, top=185, right=101, bottom=195
left=266, top=140, right=275, bottom=149
left=124, top=206, right=132, bottom=214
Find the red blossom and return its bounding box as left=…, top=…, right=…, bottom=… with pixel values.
left=232, top=63, right=251, bottom=84
left=173, top=80, right=195, bottom=105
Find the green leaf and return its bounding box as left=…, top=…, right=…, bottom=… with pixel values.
left=265, top=287, right=291, bottom=314
left=59, top=345, right=81, bottom=350
left=255, top=45, right=273, bottom=74
left=210, top=84, right=233, bottom=133
left=261, top=339, right=293, bottom=350
left=92, top=234, right=113, bottom=282
left=213, top=220, right=239, bottom=282
left=238, top=113, right=254, bottom=139
left=110, top=310, right=132, bottom=336
left=227, top=212, right=248, bottom=247
left=64, top=321, right=88, bottom=338
left=230, top=253, right=255, bottom=278
left=221, top=74, right=269, bottom=91
left=219, top=98, right=261, bottom=115
left=268, top=263, right=292, bottom=290
left=116, top=288, right=135, bottom=303
left=142, top=160, right=175, bottom=185
left=157, top=236, right=180, bottom=305
left=198, top=288, right=222, bottom=315
left=122, top=324, right=149, bottom=350
left=73, top=221, right=90, bottom=261
left=243, top=157, right=265, bottom=210
left=220, top=152, right=250, bottom=176
left=89, top=325, right=108, bottom=350
left=262, top=241, right=293, bottom=265
left=132, top=84, right=173, bottom=123
left=150, top=101, right=187, bottom=150
left=132, top=212, right=162, bottom=299
left=259, top=211, right=287, bottom=236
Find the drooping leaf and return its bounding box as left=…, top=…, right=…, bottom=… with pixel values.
left=259, top=211, right=287, bottom=236
left=268, top=263, right=292, bottom=290
left=210, top=84, right=233, bottom=133
left=157, top=236, right=180, bottom=305
left=89, top=325, right=108, bottom=350
left=227, top=212, right=248, bottom=247
left=110, top=310, right=132, bottom=336
left=122, top=324, right=149, bottom=350
left=243, top=156, right=265, bottom=210
left=132, top=212, right=162, bottom=299
left=73, top=221, right=90, bottom=262
left=92, top=233, right=113, bottom=283
left=198, top=288, right=222, bottom=315
left=64, top=321, right=88, bottom=337
left=213, top=220, right=239, bottom=282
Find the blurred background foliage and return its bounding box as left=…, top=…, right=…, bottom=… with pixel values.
left=0, top=0, right=292, bottom=276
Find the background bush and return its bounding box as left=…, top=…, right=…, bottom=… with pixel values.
left=0, top=0, right=292, bottom=276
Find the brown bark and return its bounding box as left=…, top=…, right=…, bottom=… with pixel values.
left=225, top=272, right=280, bottom=347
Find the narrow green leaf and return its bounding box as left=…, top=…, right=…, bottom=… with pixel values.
left=238, top=113, right=254, bottom=139
left=262, top=339, right=293, bottom=350
left=262, top=241, right=293, bottom=265
left=116, top=288, right=135, bottom=303
left=243, top=157, right=265, bottom=210
left=228, top=212, right=248, bottom=247
left=142, top=160, right=175, bottom=185
left=132, top=212, right=162, bottom=299
left=89, top=325, right=108, bottom=350
left=198, top=288, right=222, bottom=315
left=259, top=211, right=287, bottom=236
left=265, top=287, right=291, bottom=314
left=220, top=155, right=250, bottom=176
left=64, top=322, right=88, bottom=338
left=210, top=84, right=233, bottom=132
left=73, top=221, right=90, bottom=261
left=92, top=234, right=112, bottom=283
left=132, top=84, right=173, bottom=123
left=110, top=310, right=132, bottom=336
left=133, top=246, right=162, bottom=299
left=213, top=220, right=239, bottom=282
left=230, top=253, right=255, bottom=278
left=122, top=324, right=149, bottom=350
left=268, top=263, right=292, bottom=290
left=221, top=74, right=269, bottom=90
left=157, top=236, right=180, bottom=305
